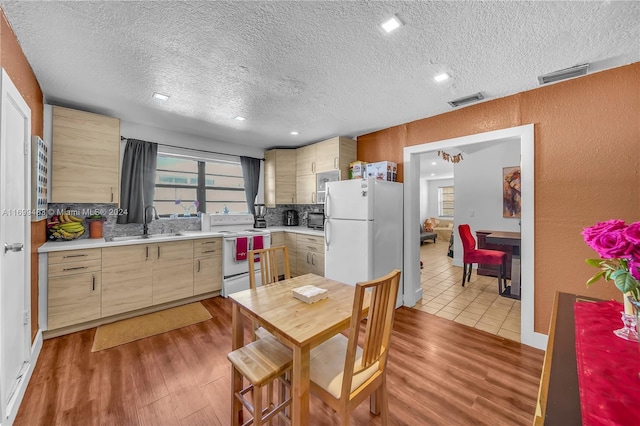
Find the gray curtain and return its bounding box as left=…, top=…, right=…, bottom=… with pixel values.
left=117, top=139, right=158, bottom=224
left=240, top=156, right=261, bottom=215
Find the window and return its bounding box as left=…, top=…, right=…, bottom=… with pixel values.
left=154, top=154, right=247, bottom=217
left=438, top=186, right=454, bottom=217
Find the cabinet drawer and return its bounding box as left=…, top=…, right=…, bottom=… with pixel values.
left=103, top=244, right=151, bottom=267
left=48, top=248, right=101, bottom=265
left=297, top=234, right=324, bottom=252
left=48, top=259, right=102, bottom=277
left=194, top=237, right=222, bottom=257
left=156, top=240, right=193, bottom=261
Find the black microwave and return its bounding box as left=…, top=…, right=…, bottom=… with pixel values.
left=307, top=211, right=325, bottom=230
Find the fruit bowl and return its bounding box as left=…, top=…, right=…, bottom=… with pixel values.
left=47, top=213, right=86, bottom=241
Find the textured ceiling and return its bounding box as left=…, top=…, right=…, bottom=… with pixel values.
left=2, top=1, right=639, bottom=152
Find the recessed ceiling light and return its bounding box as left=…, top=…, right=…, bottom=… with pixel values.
left=290, top=131, right=299, bottom=135
left=381, top=15, right=403, bottom=33
left=234, top=116, right=246, bottom=121
left=152, top=92, right=170, bottom=101
left=430, top=173, right=435, bottom=176
left=431, top=162, right=436, bottom=165
left=434, top=73, right=450, bottom=83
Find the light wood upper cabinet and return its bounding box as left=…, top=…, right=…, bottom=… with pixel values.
left=315, top=136, right=357, bottom=179
left=51, top=106, right=120, bottom=204
left=296, top=144, right=316, bottom=176
left=48, top=249, right=102, bottom=329
left=294, top=137, right=356, bottom=205
left=296, top=174, right=316, bottom=204
left=193, top=237, right=222, bottom=295
left=264, top=149, right=297, bottom=207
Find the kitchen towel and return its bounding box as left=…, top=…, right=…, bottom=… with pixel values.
left=253, top=235, right=263, bottom=262
left=235, top=237, right=248, bottom=261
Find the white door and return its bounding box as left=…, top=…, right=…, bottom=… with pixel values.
left=0, top=68, right=31, bottom=422
left=324, top=218, right=373, bottom=286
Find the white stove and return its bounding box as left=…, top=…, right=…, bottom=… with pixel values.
left=205, top=214, right=271, bottom=297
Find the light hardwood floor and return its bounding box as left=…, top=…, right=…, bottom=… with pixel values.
left=415, top=240, right=521, bottom=341
left=16, top=294, right=543, bottom=425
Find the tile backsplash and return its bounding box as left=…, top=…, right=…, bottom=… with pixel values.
left=45, top=202, right=323, bottom=241
left=264, top=204, right=324, bottom=227
left=47, top=203, right=199, bottom=241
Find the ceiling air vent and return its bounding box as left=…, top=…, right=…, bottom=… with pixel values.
left=448, top=92, right=485, bottom=108
left=538, top=63, right=589, bottom=85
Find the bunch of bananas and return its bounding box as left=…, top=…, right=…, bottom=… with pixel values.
left=48, top=213, right=85, bottom=240
left=58, top=213, right=83, bottom=223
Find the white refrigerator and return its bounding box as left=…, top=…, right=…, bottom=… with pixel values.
left=324, top=178, right=403, bottom=307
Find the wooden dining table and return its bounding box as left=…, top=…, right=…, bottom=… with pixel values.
left=229, top=273, right=369, bottom=426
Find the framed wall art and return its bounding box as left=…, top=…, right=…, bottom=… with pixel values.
left=503, top=166, right=521, bottom=218
left=31, top=135, right=51, bottom=221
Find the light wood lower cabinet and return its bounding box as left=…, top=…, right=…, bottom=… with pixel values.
left=269, top=232, right=286, bottom=277
left=153, top=240, right=194, bottom=305
left=101, top=244, right=153, bottom=317
left=48, top=248, right=102, bottom=329
left=295, top=234, right=325, bottom=276
left=285, top=232, right=298, bottom=276
left=193, top=238, right=222, bottom=295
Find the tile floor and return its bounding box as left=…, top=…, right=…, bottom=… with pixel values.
left=413, top=239, right=521, bottom=342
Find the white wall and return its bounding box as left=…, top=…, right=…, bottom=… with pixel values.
left=452, top=139, right=521, bottom=266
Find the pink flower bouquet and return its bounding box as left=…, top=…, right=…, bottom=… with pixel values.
left=582, top=220, right=640, bottom=299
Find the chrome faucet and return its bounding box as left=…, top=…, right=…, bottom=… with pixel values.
left=143, top=205, right=158, bottom=236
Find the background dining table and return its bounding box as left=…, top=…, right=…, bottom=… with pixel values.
left=229, top=273, right=370, bottom=425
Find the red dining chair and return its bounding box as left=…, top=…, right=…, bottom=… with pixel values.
left=458, top=224, right=507, bottom=294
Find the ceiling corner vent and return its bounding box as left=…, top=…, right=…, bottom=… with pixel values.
left=448, top=92, right=485, bottom=108
left=537, top=63, right=589, bottom=85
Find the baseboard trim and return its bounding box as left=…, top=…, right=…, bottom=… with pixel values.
left=2, top=330, right=43, bottom=426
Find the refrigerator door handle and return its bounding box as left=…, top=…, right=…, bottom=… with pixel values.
left=325, top=220, right=331, bottom=250
left=325, top=186, right=331, bottom=218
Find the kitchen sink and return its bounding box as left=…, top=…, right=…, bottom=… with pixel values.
left=108, top=232, right=184, bottom=242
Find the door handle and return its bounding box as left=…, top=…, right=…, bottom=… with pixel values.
left=4, top=243, right=23, bottom=253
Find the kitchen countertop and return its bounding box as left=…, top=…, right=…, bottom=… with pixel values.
left=38, top=226, right=324, bottom=253
left=267, top=226, right=324, bottom=237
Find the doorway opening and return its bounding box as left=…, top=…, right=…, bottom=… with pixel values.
left=403, top=124, right=547, bottom=350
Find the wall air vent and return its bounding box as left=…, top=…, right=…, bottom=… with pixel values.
left=448, top=92, right=485, bottom=108
left=538, top=63, right=589, bottom=85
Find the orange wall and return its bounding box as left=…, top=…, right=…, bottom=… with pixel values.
left=1, top=8, right=44, bottom=342
left=358, top=62, right=640, bottom=334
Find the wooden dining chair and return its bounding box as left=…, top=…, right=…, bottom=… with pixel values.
left=248, top=245, right=291, bottom=289
left=458, top=224, right=507, bottom=294
left=248, top=245, right=292, bottom=340
left=308, top=269, right=401, bottom=425
left=228, top=334, right=292, bottom=426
